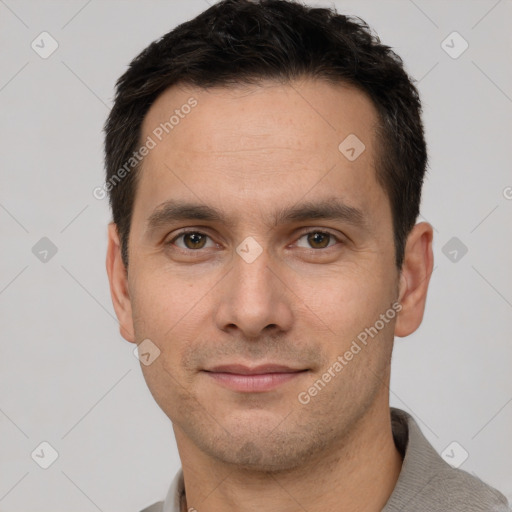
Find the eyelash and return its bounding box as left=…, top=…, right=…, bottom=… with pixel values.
left=166, top=229, right=343, bottom=253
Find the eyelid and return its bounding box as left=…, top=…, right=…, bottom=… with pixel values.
left=294, top=227, right=342, bottom=239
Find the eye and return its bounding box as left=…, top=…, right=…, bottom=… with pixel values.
left=295, top=230, right=340, bottom=250
left=166, top=229, right=342, bottom=253
left=169, top=231, right=216, bottom=250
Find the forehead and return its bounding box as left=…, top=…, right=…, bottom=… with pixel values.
left=141, top=79, right=378, bottom=156
left=134, top=78, right=387, bottom=231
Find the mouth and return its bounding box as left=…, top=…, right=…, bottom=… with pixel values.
left=202, top=364, right=309, bottom=392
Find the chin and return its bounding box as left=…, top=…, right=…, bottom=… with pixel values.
left=202, top=426, right=328, bottom=474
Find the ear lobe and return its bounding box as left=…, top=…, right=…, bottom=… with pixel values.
left=106, top=222, right=136, bottom=343
left=394, top=222, right=434, bottom=338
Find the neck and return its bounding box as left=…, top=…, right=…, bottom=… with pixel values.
left=175, top=400, right=403, bottom=512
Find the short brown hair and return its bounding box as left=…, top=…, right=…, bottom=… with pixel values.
left=104, top=0, right=428, bottom=269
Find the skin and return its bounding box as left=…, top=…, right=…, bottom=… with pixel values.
left=106, top=78, right=433, bottom=512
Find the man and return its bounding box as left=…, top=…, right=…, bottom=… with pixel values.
left=104, top=1, right=510, bottom=510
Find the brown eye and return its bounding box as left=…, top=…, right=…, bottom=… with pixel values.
left=170, top=231, right=213, bottom=250
left=183, top=233, right=207, bottom=249
left=296, top=231, right=338, bottom=250
left=308, top=232, right=330, bottom=249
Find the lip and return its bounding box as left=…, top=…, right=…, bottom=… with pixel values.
left=203, top=364, right=308, bottom=392
left=206, top=364, right=304, bottom=375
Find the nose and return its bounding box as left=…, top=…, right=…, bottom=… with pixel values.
left=214, top=246, right=294, bottom=339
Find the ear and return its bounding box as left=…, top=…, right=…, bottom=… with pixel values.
left=395, top=222, right=434, bottom=337
left=106, top=222, right=136, bottom=343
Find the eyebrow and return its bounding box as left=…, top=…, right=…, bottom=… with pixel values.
left=145, top=197, right=367, bottom=234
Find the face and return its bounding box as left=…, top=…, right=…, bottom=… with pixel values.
left=109, top=79, right=415, bottom=471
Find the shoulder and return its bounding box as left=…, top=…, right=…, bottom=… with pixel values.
left=421, top=466, right=511, bottom=511
left=139, top=501, right=164, bottom=512
left=385, top=408, right=511, bottom=512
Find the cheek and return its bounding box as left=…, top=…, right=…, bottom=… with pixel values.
left=132, top=273, right=201, bottom=401
left=130, top=265, right=219, bottom=362
left=293, top=264, right=394, bottom=337
left=139, top=355, right=193, bottom=425
left=130, top=266, right=204, bottom=337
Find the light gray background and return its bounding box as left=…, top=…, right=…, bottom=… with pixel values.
left=1, top=0, right=511, bottom=510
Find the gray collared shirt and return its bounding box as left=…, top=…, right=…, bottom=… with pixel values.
left=141, top=407, right=510, bottom=512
